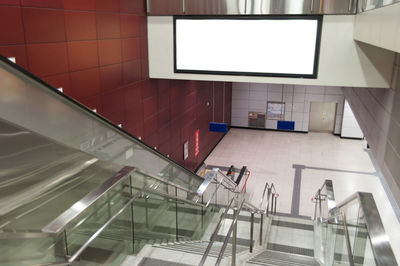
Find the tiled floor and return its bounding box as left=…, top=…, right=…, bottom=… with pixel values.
left=205, top=128, right=400, bottom=262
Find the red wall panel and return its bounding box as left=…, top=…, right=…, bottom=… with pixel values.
left=98, top=39, right=122, bottom=66
left=21, top=0, right=63, bottom=8
left=22, top=8, right=66, bottom=43
left=63, top=0, right=95, bottom=11
left=96, top=13, right=120, bottom=39
left=69, top=68, right=100, bottom=99
left=0, top=6, right=25, bottom=45
left=26, top=43, right=69, bottom=77
left=99, top=63, right=123, bottom=92
left=121, top=38, right=141, bottom=61
left=120, top=14, right=141, bottom=38
left=0, top=0, right=232, bottom=172
left=64, top=11, right=97, bottom=41
left=67, top=41, right=98, bottom=71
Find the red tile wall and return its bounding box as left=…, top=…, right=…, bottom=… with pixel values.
left=0, top=0, right=231, bottom=172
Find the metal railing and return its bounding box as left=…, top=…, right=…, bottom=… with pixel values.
left=313, top=180, right=398, bottom=266
left=199, top=179, right=278, bottom=266
left=313, top=179, right=336, bottom=221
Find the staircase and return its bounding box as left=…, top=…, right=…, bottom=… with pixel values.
left=247, top=214, right=320, bottom=266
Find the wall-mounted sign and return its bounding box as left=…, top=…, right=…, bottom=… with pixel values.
left=195, top=129, right=199, bottom=157
left=183, top=140, right=189, bottom=160
left=267, top=102, right=285, bottom=120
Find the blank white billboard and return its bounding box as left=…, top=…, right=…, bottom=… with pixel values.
left=174, top=17, right=322, bottom=78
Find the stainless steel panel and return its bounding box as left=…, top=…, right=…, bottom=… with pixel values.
left=148, top=0, right=360, bottom=15
left=323, top=0, right=356, bottom=14
left=185, top=0, right=246, bottom=15
left=246, top=0, right=319, bottom=15
left=148, top=0, right=184, bottom=15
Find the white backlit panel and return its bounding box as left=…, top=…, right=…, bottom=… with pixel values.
left=174, top=17, right=322, bottom=78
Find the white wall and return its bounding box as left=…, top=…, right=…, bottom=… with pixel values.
left=231, top=83, right=344, bottom=133
left=341, top=100, right=364, bottom=138
left=148, top=15, right=394, bottom=88
left=354, top=2, right=400, bottom=54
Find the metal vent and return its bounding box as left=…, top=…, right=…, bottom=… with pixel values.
left=248, top=112, right=266, bottom=128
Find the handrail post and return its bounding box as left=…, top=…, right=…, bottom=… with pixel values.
left=270, top=193, right=275, bottom=214
left=341, top=212, right=355, bottom=266
left=250, top=212, right=254, bottom=253
left=232, top=209, right=237, bottom=266
left=175, top=187, right=179, bottom=242
left=63, top=230, right=69, bottom=256
left=129, top=175, right=135, bottom=253
left=274, top=196, right=277, bottom=214
left=259, top=213, right=263, bottom=246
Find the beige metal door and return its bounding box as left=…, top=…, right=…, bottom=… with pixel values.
left=309, top=102, right=337, bottom=132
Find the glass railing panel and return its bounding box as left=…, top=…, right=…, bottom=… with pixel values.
left=352, top=206, right=376, bottom=266
left=0, top=162, right=122, bottom=232
left=64, top=177, right=130, bottom=257
left=0, top=58, right=203, bottom=203
left=331, top=219, right=349, bottom=265
left=0, top=234, right=65, bottom=266
left=70, top=207, right=133, bottom=266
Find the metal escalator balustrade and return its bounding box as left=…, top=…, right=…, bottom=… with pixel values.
left=0, top=55, right=205, bottom=205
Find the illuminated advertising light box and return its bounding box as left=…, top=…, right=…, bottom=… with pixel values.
left=174, top=16, right=323, bottom=79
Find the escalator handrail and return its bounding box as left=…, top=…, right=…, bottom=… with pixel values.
left=0, top=55, right=205, bottom=192
left=41, top=165, right=204, bottom=235
left=327, top=192, right=397, bottom=266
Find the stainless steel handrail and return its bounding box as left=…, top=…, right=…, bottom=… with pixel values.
left=314, top=179, right=336, bottom=220
left=42, top=166, right=135, bottom=234
left=217, top=169, right=238, bottom=188
left=199, top=197, right=236, bottom=266
left=138, top=168, right=198, bottom=195
left=197, top=168, right=238, bottom=197
left=258, top=182, right=278, bottom=215
left=37, top=193, right=142, bottom=266
left=341, top=212, right=355, bottom=266
left=259, top=182, right=269, bottom=210
left=327, top=192, right=397, bottom=266
left=215, top=198, right=245, bottom=266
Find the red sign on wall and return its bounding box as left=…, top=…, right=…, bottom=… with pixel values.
left=195, top=129, right=199, bottom=157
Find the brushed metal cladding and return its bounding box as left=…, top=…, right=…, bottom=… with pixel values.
left=0, top=118, right=121, bottom=216
left=148, top=0, right=357, bottom=14
left=185, top=0, right=246, bottom=15
left=246, top=0, right=320, bottom=14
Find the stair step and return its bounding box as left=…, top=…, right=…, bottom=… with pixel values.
left=248, top=250, right=319, bottom=266
left=154, top=241, right=248, bottom=258
left=267, top=243, right=314, bottom=257
left=138, top=257, right=192, bottom=266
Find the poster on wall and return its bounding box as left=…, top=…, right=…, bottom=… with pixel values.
left=267, top=102, right=285, bottom=120
left=183, top=141, right=189, bottom=160
left=195, top=129, right=199, bottom=157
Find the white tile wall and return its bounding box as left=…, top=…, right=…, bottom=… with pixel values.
left=231, top=82, right=345, bottom=132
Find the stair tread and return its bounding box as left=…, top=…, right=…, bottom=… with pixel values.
left=248, top=250, right=320, bottom=266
